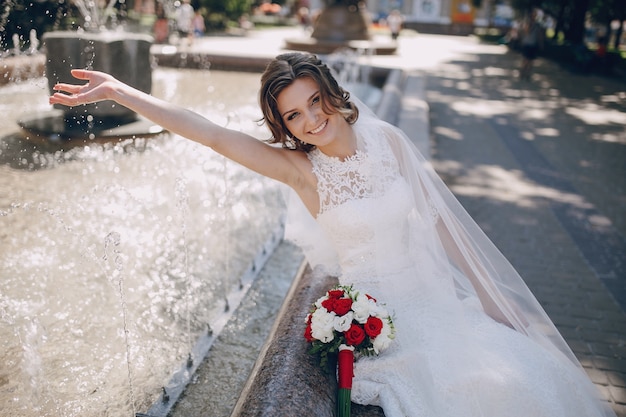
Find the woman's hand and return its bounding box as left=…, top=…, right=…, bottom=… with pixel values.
left=49, top=69, right=119, bottom=107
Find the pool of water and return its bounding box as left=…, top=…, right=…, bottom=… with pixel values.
left=0, top=68, right=285, bottom=416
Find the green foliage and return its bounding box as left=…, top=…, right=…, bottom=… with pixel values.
left=507, top=0, right=625, bottom=47
left=322, top=0, right=361, bottom=5
left=309, top=339, right=341, bottom=372
left=201, top=12, right=226, bottom=31
left=510, top=0, right=540, bottom=14
left=588, top=0, right=626, bottom=25
left=0, top=0, right=70, bottom=51
left=198, top=0, right=253, bottom=21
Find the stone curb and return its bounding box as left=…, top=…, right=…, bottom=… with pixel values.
left=230, top=263, right=340, bottom=417
left=151, top=49, right=272, bottom=72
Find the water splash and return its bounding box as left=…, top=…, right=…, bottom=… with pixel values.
left=27, top=29, right=40, bottom=55
left=1, top=68, right=286, bottom=417
left=103, top=231, right=137, bottom=415
left=12, top=33, right=20, bottom=55
left=20, top=318, right=47, bottom=411
left=1, top=201, right=153, bottom=416
left=0, top=297, right=56, bottom=414
left=73, top=0, right=120, bottom=31
left=174, top=176, right=194, bottom=356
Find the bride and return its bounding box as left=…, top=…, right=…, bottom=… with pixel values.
left=50, top=52, right=615, bottom=417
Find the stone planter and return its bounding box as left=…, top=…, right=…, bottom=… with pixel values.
left=43, top=31, right=153, bottom=124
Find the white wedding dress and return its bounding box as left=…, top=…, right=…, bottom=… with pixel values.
left=285, top=116, right=615, bottom=417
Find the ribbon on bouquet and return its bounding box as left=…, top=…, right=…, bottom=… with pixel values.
left=337, top=344, right=355, bottom=417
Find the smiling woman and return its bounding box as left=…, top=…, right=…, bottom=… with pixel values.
left=46, top=51, right=617, bottom=417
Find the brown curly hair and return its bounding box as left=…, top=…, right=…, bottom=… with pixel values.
left=259, top=52, right=359, bottom=152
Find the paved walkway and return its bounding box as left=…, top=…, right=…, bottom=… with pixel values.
left=160, top=27, right=626, bottom=415
left=420, top=35, right=626, bottom=416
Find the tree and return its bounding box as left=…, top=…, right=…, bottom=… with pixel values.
left=0, top=0, right=70, bottom=51
left=199, top=0, right=253, bottom=21
left=589, top=0, right=626, bottom=49
left=565, top=0, right=589, bottom=43
left=537, top=0, right=569, bottom=40
left=512, top=0, right=590, bottom=43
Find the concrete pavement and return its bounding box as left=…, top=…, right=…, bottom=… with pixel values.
left=155, top=26, right=626, bottom=415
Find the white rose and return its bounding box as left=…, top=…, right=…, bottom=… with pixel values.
left=371, top=303, right=390, bottom=319
left=372, top=320, right=394, bottom=354
left=310, top=308, right=336, bottom=343
left=314, top=296, right=328, bottom=309
left=351, top=294, right=373, bottom=324
left=333, top=311, right=354, bottom=332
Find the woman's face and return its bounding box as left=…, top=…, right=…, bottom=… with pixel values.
left=276, top=77, right=347, bottom=151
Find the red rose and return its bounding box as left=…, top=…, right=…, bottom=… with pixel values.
left=304, top=323, right=314, bottom=342
left=321, top=298, right=336, bottom=312
left=328, top=289, right=345, bottom=299
left=366, top=294, right=377, bottom=303
left=344, top=323, right=365, bottom=346
left=334, top=298, right=353, bottom=316
left=364, top=316, right=383, bottom=338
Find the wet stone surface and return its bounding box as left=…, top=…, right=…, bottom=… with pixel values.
left=168, top=241, right=304, bottom=417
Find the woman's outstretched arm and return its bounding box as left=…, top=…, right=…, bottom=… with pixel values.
left=50, top=69, right=307, bottom=188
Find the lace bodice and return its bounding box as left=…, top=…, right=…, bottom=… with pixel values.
left=308, top=134, right=414, bottom=282
left=310, top=137, right=398, bottom=216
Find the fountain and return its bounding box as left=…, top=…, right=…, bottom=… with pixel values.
left=0, top=3, right=293, bottom=416
left=0, top=66, right=290, bottom=417
left=285, top=0, right=397, bottom=55
left=17, top=0, right=164, bottom=142
left=0, top=29, right=46, bottom=86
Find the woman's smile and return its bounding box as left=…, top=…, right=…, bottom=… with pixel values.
left=309, top=119, right=328, bottom=135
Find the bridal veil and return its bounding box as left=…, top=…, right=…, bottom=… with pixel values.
left=281, top=85, right=615, bottom=417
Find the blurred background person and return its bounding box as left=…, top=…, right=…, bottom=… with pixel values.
left=153, top=3, right=170, bottom=44
left=387, top=9, right=404, bottom=40
left=175, top=0, right=194, bottom=46
left=192, top=9, right=205, bottom=39
left=519, top=10, right=544, bottom=80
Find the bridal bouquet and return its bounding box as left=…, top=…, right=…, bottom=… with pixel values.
left=304, top=284, right=395, bottom=417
